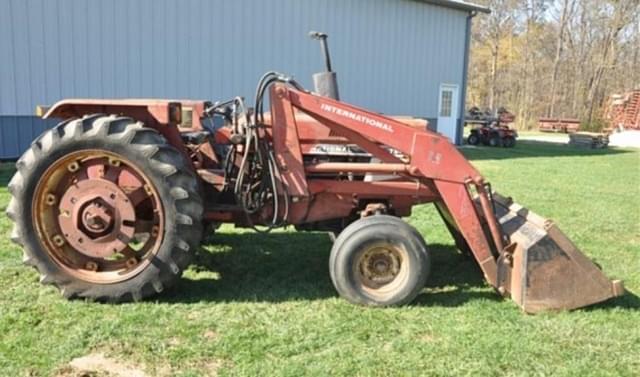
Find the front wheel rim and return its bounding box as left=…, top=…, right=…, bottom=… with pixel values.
left=354, top=242, right=410, bottom=299
left=32, top=150, right=165, bottom=284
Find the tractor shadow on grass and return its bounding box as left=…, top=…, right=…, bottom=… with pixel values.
left=412, top=245, right=500, bottom=307
left=461, top=139, right=632, bottom=161
left=586, top=289, right=640, bottom=312
left=159, top=230, right=496, bottom=307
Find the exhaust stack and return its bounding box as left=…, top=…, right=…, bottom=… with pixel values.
left=309, top=31, right=340, bottom=100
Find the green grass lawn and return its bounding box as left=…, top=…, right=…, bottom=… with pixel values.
left=1, top=142, right=639, bottom=376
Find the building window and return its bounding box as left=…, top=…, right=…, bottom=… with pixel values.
left=440, top=90, right=453, bottom=117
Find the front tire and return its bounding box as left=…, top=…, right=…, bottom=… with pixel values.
left=329, top=215, right=430, bottom=306
left=6, top=114, right=203, bottom=302
left=467, top=133, right=480, bottom=145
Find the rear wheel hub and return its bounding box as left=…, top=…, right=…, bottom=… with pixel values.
left=58, top=178, right=136, bottom=259
left=82, top=201, right=113, bottom=234
left=33, top=150, right=164, bottom=283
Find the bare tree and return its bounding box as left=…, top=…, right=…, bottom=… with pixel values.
left=585, top=0, right=639, bottom=125
left=517, top=0, right=548, bottom=128
left=487, top=0, right=517, bottom=109
left=547, top=0, right=576, bottom=117
left=469, top=0, right=518, bottom=110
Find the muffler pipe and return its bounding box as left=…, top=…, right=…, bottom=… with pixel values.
left=309, top=31, right=340, bottom=100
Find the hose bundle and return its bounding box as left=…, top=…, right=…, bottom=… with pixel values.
left=229, top=72, right=304, bottom=231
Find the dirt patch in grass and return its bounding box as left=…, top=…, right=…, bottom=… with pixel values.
left=203, top=330, right=219, bottom=341
left=56, top=353, right=148, bottom=377
left=188, top=360, right=223, bottom=377
left=55, top=351, right=224, bottom=377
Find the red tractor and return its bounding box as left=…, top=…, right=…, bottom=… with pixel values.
left=6, top=33, right=621, bottom=312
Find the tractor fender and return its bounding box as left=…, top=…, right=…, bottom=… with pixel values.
left=40, top=99, right=193, bottom=166
left=41, top=99, right=183, bottom=125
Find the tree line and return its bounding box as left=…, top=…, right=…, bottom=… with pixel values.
left=467, top=0, right=639, bottom=130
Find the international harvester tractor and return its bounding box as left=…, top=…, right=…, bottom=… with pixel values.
left=6, top=33, right=623, bottom=312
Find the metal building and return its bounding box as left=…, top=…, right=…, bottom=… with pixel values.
left=0, top=0, right=488, bottom=159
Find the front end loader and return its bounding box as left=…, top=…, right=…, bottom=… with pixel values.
left=6, top=33, right=623, bottom=312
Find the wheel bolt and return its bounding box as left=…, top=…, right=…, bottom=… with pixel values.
left=125, top=258, right=138, bottom=268
left=67, top=161, right=80, bottom=172
left=45, top=194, right=57, bottom=205
left=52, top=235, right=65, bottom=247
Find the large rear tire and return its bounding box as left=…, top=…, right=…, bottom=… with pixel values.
left=6, top=114, right=203, bottom=302
left=329, top=215, right=430, bottom=306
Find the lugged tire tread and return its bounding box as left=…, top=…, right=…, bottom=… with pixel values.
left=7, top=114, right=203, bottom=302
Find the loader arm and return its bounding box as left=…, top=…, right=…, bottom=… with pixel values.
left=276, top=85, right=503, bottom=287
left=272, top=85, right=623, bottom=312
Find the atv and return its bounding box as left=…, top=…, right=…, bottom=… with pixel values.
left=467, top=124, right=518, bottom=148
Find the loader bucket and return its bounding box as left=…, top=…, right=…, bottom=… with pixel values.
left=492, top=193, right=624, bottom=313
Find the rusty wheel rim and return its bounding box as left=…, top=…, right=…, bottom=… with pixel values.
left=354, top=242, right=409, bottom=298
left=32, top=150, right=164, bottom=284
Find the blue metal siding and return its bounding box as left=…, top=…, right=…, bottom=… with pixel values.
left=0, top=117, right=59, bottom=160
left=0, top=0, right=469, bottom=158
